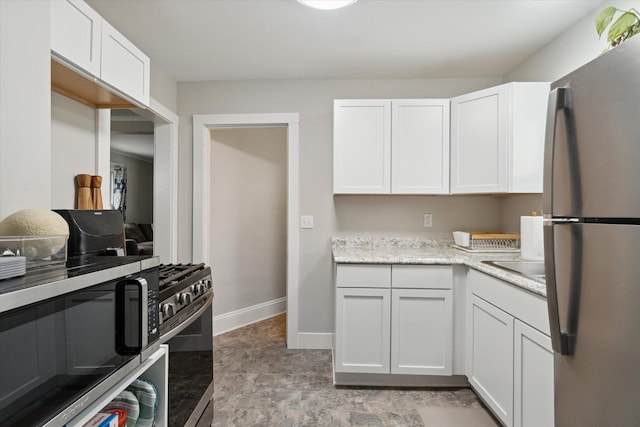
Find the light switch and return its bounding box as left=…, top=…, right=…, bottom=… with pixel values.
left=300, top=215, right=314, bottom=229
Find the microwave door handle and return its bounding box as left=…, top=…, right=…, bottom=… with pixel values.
left=116, top=277, right=148, bottom=355
left=138, top=278, right=148, bottom=349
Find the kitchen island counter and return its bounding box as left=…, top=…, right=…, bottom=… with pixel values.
left=332, top=237, right=546, bottom=297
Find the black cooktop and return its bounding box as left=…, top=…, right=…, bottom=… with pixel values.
left=0, top=255, right=153, bottom=296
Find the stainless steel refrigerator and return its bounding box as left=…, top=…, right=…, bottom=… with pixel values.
left=543, top=35, right=640, bottom=426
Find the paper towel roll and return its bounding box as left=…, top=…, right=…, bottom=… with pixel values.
left=520, top=215, right=544, bottom=261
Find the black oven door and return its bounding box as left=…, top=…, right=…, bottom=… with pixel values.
left=165, top=294, right=214, bottom=427
left=0, top=278, right=146, bottom=427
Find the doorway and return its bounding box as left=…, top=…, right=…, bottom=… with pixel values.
left=97, top=100, right=179, bottom=264
left=192, top=113, right=300, bottom=349
left=109, top=109, right=154, bottom=225
left=209, top=127, right=287, bottom=335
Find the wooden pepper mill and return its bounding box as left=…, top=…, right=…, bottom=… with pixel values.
left=91, top=175, right=103, bottom=209
left=76, top=174, right=93, bottom=209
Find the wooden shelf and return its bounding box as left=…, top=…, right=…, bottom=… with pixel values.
left=51, top=59, right=136, bottom=109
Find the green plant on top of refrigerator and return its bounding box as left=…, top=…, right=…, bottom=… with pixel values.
left=596, top=6, right=640, bottom=52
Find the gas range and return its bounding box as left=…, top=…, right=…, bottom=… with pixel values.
left=158, top=263, right=213, bottom=340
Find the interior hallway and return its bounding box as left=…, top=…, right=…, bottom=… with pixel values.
left=213, top=314, right=493, bottom=426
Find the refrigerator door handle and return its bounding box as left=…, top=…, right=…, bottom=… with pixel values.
left=544, top=219, right=577, bottom=355
left=543, top=87, right=568, bottom=215
left=543, top=87, right=578, bottom=355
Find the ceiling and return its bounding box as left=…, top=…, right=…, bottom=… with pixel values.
left=110, top=109, right=155, bottom=160
left=86, top=0, right=605, bottom=82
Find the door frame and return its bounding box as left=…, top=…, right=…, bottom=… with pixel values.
left=192, top=113, right=300, bottom=349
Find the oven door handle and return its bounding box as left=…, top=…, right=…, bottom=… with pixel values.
left=160, top=292, right=214, bottom=343
left=116, top=277, right=148, bottom=355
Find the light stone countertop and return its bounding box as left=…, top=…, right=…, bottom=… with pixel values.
left=332, top=237, right=547, bottom=297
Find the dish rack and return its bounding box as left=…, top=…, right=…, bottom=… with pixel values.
left=452, top=231, right=521, bottom=252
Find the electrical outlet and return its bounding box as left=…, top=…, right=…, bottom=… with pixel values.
left=300, top=215, right=314, bottom=229
left=423, top=213, right=433, bottom=227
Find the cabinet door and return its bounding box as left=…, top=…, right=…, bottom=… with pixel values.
left=333, top=100, right=391, bottom=194
left=391, top=99, right=450, bottom=194
left=450, top=85, right=507, bottom=194
left=51, top=0, right=102, bottom=76
left=101, top=20, right=151, bottom=106
left=514, top=320, right=554, bottom=427
left=391, top=289, right=452, bottom=375
left=467, top=294, right=514, bottom=426
left=335, top=288, right=391, bottom=373
left=508, top=83, right=549, bottom=193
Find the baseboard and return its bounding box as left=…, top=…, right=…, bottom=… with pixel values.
left=334, top=372, right=470, bottom=387
left=295, top=332, right=333, bottom=349
left=213, top=297, right=286, bottom=336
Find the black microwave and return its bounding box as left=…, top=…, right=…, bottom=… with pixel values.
left=0, top=266, right=159, bottom=426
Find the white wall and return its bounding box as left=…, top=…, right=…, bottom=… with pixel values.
left=111, top=149, right=154, bottom=224
left=505, top=1, right=640, bottom=82
left=500, top=194, right=543, bottom=234
left=51, top=92, right=97, bottom=209
left=210, top=127, right=287, bottom=316
left=335, top=195, right=505, bottom=237
left=0, top=0, right=51, bottom=219
left=150, top=62, right=178, bottom=113
left=177, top=77, right=502, bottom=333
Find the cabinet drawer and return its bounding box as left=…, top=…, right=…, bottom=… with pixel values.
left=336, top=264, right=391, bottom=288
left=392, top=265, right=452, bottom=289
left=468, top=268, right=549, bottom=335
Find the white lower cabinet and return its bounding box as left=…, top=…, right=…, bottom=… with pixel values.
left=467, top=269, right=553, bottom=427
left=513, top=320, right=554, bottom=427
left=335, top=287, right=391, bottom=373
left=391, top=288, right=452, bottom=375
left=467, top=294, right=514, bottom=426
left=335, top=264, right=453, bottom=378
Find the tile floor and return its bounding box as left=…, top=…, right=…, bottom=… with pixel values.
left=213, top=314, right=490, bottom=426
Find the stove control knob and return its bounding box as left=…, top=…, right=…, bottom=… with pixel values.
left=196, top=283, right=206, bottom=294
left=161, top=303, right=175, bottom=317
left=178, top=292, right=192, bottom=305
left=204, top=279, right=212, bottom=289
left=190, top=284, right=199, bottom=295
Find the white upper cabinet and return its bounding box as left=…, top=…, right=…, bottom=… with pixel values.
left=101, top=21, right=150, bottom=106
left=51, top=0, right=150, bottom=106
left=392, top=100, right=450, bottom=194
left=450, top=82, right=549, bottom=194
left=51, top=0, right=102, bottom=76
left=334, top=100, right=392, bottom=194
left=333, top=99, right=450, bottom=194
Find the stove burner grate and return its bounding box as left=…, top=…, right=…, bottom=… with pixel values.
left=158, top=263, right=206, bottom=290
